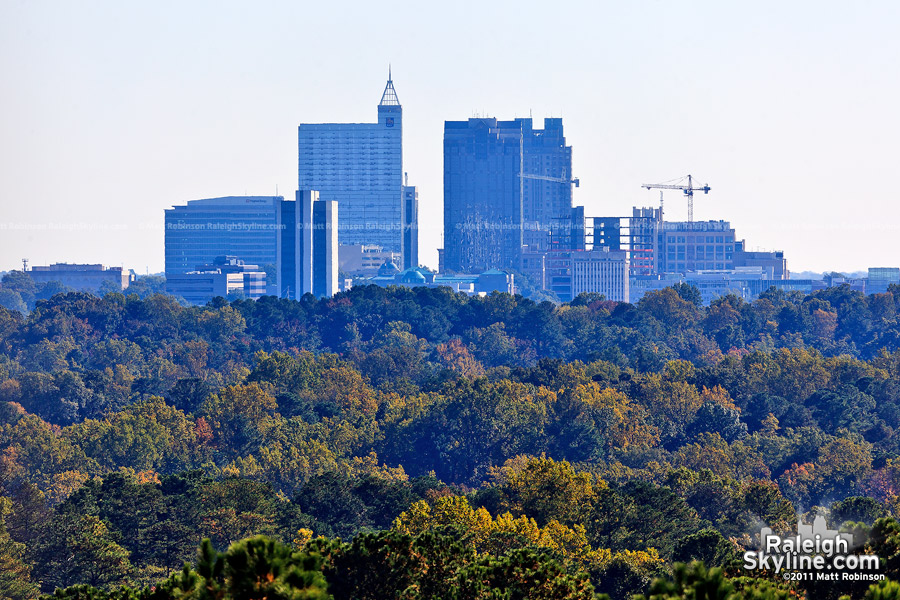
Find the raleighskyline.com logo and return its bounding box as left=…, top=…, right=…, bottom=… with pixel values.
left=744, top=515, right=883, bottom=582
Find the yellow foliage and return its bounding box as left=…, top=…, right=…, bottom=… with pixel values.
left=348, top=452, right=409, bottom=482
left=393, top=494, right=610, bottom=570
left=570, top=383, right=660, bottom=450
left=700, top=385, right=738, bottom=412
left=293, top=528, right=314, bottom=548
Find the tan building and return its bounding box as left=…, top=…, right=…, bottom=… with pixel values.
left=29, top=263, right=133, bottom=292
left=339, top=244, right=401, bottom=277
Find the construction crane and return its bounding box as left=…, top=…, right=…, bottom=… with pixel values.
left=642, top=174, right=710, bottom=222
left=521, top=173, right=580, bottom=187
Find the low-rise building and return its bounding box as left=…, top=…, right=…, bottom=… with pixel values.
left=29, top=263, right=133, bottom=292
left=339, top=244, right=402, bottom=277
left=867, top=267, right=900, bottom=295
left=166, top=256, right=266, bottom=305
left=364, top=264, right=515, bottom=295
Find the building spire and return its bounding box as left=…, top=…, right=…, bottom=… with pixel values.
left=379, top=66, right=400, bottom=106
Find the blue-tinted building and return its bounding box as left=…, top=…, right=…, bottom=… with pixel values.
left=402, top=183, right=418, bottom=269
left=298, top=73, right=408, bottom=258
left=443, top=118, right=524, bottom=273
left=276, top=190, right=338, bottom=299
left=521, top=118, right=574, bottom=251
left=165, top=193, right=338, bottom=299
left=442, top=117, right=574, bottom=273
left=164, top=196, right=282, bottom=276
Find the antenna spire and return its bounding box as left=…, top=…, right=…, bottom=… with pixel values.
left=379, top=67, right=400, bottom=106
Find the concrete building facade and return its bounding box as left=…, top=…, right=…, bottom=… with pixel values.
left=571, top=248, right=630, bottom=302
left=29, top=264, right=133, bottom=292
left=657, top=220, right=737, bottom=274
left=339, top=244, right=401, bottom=277
left=276, top=191, right=338, bottom=299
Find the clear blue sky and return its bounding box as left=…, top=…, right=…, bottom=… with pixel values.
left=1, top=0, right=898, bottom=274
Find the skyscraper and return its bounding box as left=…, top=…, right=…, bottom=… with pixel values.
left=402, top=181, right=418, bottom=269
left=443, top=118, right=524, bottom=273
left=276, top=190, right=338, bottom=299
left=298, top=72, right=412, bottom=262
left=442, top=117, right=574, bottom=273
left=521, top=118, right=574, bottom=251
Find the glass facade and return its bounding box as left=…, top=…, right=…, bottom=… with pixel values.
left=443, top=118, right=573, bottom=273
left=298, top=79, right=403, bottom=253
left=164, top=196, right=282, bottom=275
left=443, top=118, right=524, bottom=273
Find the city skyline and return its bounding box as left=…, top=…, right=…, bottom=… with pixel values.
left=1, top=1, right=899, bottom=274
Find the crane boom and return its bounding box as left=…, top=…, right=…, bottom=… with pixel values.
left=520, top=173, right=580, bottom=187
left=641, top=174, right=710, bottom=222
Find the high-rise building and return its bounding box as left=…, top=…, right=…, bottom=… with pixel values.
left=165, top=196, right=282, bottom=276
left=313, top=200, right=338, bottom=298
left=570, top=248, right=629, bottom=302
left=165, top=193, right=338, bottom=300
left=276, top=191, right=338, bottom=299
left=443, top=118, right=524, bottom=273
left=521, top=118, right=574, bottom=251
left=442, top=117, right=574, bottom=273
left=402, top=182, right=418, bottom=269
left=298, top=72, right=413, bottom=261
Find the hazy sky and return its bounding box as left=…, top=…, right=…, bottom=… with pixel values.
left=1, top=0, right=898, bottom=274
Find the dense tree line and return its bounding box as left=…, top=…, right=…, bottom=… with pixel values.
left=3, top=284, right=900, bottom=596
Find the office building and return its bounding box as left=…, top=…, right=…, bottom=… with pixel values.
left=276, top=191, right=338, bottom=299
left=165, top=193, right=339, bottom=300
left=339, top=244, right=401, bottom=277
left=313, top=200, right=338, bottom=297
left=571, top=248, right=630, bottom=302
left=298, top=72, right=415, bottom=264
left=29, top=263, right=133, bottom=293
left=733, top=245, right=789, bottom=279
left=165, top=196, right=281, bottom=276
left=867, top=267, right=900, bottom=294
left=165, top=256, right=266, bottom=305
left=657, top=220, right=736, bottom=274
left=443, top=118, right=524, bottom=273
left=442, top=117, right=575, bottom=273
left=522, top=118, right=574, bottom=251
left=402, top=182, right=418, bottom=269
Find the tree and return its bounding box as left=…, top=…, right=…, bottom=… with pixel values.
left=671, top=528, right=738, bottom=567
left=0, top=497, right=38, bottom=600
left=830, top=496, right=887, bottom=528
left=632, top=561, right=793, bottom=600
left=31, top=513, right=131, bottom=592
left=0, top=289, right=27, bottom=314
left=672, top=283, right=702, bottom=307
left=484, top=455, right=599, bottom=527
left=201, top=383, right=278, bottom=457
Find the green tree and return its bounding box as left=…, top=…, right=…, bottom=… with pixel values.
left=31, top=513, right=131, bottom=592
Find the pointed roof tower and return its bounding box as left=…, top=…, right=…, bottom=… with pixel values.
left=379, top=66, right=400, bottom=106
